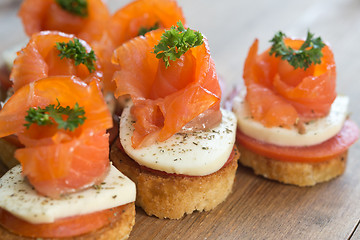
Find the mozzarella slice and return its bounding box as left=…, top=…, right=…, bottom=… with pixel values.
left=120, top=106, right=237, bottom=176
left=233, top=95, right=349, bottom=147
left=0, top=164, right=136, bottom=224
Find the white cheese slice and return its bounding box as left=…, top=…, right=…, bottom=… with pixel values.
left=0, top=164, right=136, bottom=224
left=120, top=106, right=237, bottom=176
left=233, top=95, right=349, bottom=147
left=2, top=42, right=27, bottom=70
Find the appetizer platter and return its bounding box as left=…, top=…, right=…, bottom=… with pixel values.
left=0, top=0, right=360, bottom=239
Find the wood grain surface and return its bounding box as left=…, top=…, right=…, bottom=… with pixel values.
left=0, top=0, right=360, bottom=239
left=350, top=221, right=360, bottom=240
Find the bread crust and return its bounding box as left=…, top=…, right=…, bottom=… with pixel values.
left=0, top=203, right=135, bottom=240
left=237, top=144, right=347, bottom=186
left=110, top=141, right=239, bottom=219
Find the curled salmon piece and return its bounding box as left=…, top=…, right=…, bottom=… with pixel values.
left=112, top=30, right=221, bottom=148
left=243, top=38, right=336, bottom=128
left=0, top=76, right=113, bottom=198
left=92, top=0, right=185, bottom=92
left=246, top=83, right=298, bottom=128
left=18, top=0, right=110, bottom=43
left=110, top=0, right=185, bottom=46
left=10, top=31, right=102, bottom=92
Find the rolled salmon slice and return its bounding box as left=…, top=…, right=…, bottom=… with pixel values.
left=92, top=0, right=186, bottom=93
left=18, top=0, right=110, bottom=43
left=0, top=76, right=112, bottom=198
left=112, top=29, right=221, bottom=148
left=243, top=38, right=336, bottom=125
left=10, top=31, right=102, bottom=92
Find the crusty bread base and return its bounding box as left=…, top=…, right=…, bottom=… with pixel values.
left=237, top=144, right=347, bottom=187
left=0, top=203, right=135, bottom=240
left=110, top=142, right=239, bottom=219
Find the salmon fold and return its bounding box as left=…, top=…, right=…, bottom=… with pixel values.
left=112, top=30, right=221, bottom=148
left=243, top=38, right=336, bottom=128
left=0, top=76, right=113, bottom=198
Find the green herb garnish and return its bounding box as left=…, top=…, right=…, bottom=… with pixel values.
left=56, top=38, right=96, bottom=73
left=153, top=21, right=203, bottom=68
left=138, top=22, right=160, bottom=36
left=24, top=99, right=86, bottom=132
left=269, top=31, right=325, bottom=70
left=55, top=0, right=88, bottom=17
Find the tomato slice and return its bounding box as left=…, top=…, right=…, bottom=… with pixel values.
left=0, top=204, right=130, bottom=238
left=236, top=120, right=359, bottom=163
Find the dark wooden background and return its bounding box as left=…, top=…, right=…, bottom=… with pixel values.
left=0, top=0, right=359, bottom=239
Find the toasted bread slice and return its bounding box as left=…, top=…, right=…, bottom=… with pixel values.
left=0, top=203, right=135, bottom=240
left=110, top=140, right=239, bottom=219
left=237, top=144, right=347, bottom=186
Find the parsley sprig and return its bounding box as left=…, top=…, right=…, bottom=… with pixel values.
left=269, top=31, right=325, bottom=70
left=153, top=21, right=203, bottom=68
left=56, top=39, right=96, bottom=73
left=55, top=0, right=88, bottom=17
left=138, top=22, right=160, bottom=36
left=24, top=99, right=86, bottom=132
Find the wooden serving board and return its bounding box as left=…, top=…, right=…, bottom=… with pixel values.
left=0, top=0, right=359, bottom=239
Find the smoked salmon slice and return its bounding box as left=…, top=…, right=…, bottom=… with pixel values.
left=109, top=0, right=185, bottom=47
left=243, top=37, right=336, bottom=127
left=0, top=76, right=112, bottom=198
left=246, top=83, right=298, bottom=128
left=10, top=31, right=102, bottom=92
left=91, top=0, right=185, bottom=93
left=18, top=0, right=110, bottom=44
left=112, top=29, right=221, bottom=148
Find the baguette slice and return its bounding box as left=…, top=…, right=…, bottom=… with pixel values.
left=0, top=203, right=135, bottom=240
left=237, top=144, right=347, bottom=186
left=110, top=140, right=239, bottom=219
